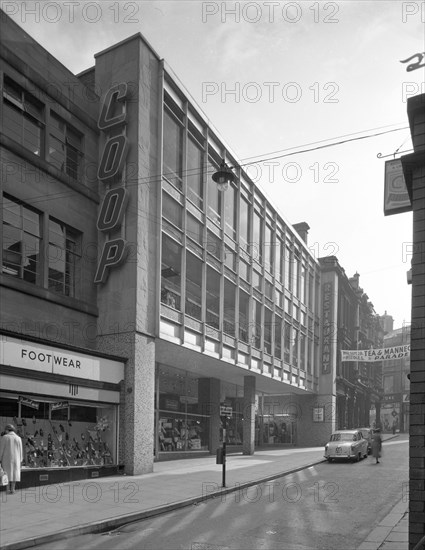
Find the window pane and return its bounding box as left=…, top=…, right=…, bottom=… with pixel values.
left=284, top=323, right=291, bottom=363
left=25, top=96, right=43, bottom=121
left=275, top=316, right=282, bottom=358
left=223, top=278, right=236, bottom=336
left=206, top=266, right=220, bottom=329
left=187, top=214, right=203, bottom=244
left=48, top=243, right=65, bottom=293
left=163, top=109, right=183, bottom=189
left=3, top=197, right=21, bottom=227
left=239, top=289, right=250, bottom=343
left=292, top=328, right=299, bottom=367
left=275, top=238, right=282, bottom=281
left=66, top=144, right=79, bottom=179
left=3, top=224, right=22, bottom=277
left=224, top=184, right=237, bottom=239
left=206, top=230, right=222, bottom=260
left=3, top=103, right=23, bottom=144
left=50, top=111, right=66, bottom=133
left=294, top=251, right=300, bottom=298
left=48, top=220, right=80, bottom=297
left=161, top=234, right=182, bottom=310
left=264, top=308, right=272, bottom=354
left=162, top=192, right=183, bottom=229
left=224, top=247, right=236, bottom=271
left=300, top=263, right=306, bottom=303
left=207, top=160, right=221, bottom=225
left=239, top=197, right=250, bottom=246
left=239, top=260, right=250, bottom=282
left=49, top=134, right=65, bottom=172
left=253, top=210, right=263, bottom=264
left=252, top=270, right=261, bottom=292
left=252, top=300, right=262, bottom=349
left=4, top=78, right=22, bottom=103
left=285, top=246, right=292, bottom=292
left=22, top=234, right=39, bottom=283
left=264, top=224, right=273, bottom=273
left=300, top=333, right=306, bottom=370
left=186, top=252, right=202, bottom=320
left=187, top=137, right=203, bottom=207
left=2, top=196, right=40, bottom=284
left=24, top=207, right=41, bottom=237
left=24, top=118, right=41, bottom=156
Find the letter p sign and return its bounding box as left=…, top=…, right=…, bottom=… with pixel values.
left=94, top=239, right=128, bottom=284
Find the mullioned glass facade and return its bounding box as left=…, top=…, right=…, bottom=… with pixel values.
left=159, top=75, right=320, bottom=393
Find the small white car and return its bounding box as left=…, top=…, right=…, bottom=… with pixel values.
left=324, top=429, right=368, bottom=462
left=357, top=427, right=373, bottom=454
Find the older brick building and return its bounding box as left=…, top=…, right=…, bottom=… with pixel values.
left=401, top=93, right=425, bottom=550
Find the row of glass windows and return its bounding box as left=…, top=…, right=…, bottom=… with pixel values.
left=163, top=191, right=317, bottom=310
left=2, top=75, right=83, bottom=180
left=2, top=194, right=81, bottom=297
left=162, top=91, right=317, bottom=309
left=161, top=233, right=316, bottom=372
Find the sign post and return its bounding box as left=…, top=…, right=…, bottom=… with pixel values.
left=219, top=404, right=232, bottom=488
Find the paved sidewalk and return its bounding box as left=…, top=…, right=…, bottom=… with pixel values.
left=357, top=497, right=408, bottom=550
left=0, top=435, right=406, bottom=550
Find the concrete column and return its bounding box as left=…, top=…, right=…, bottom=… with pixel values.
left=98, top=333, right=155, bottom=475
left=124, top=334, right=155, bottom=475
left=198, top=378, right=221, bottom=454
left=242, top=376, right=256, bottom=455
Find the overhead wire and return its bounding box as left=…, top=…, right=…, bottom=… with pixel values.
left=3, top=123, right=411, bottom=249
left=5, top=122, right=410, bottom=209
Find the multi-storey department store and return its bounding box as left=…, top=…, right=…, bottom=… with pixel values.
left=1, top=12, right=376, bottom=483
left=319, top=258, right=385, bottom=432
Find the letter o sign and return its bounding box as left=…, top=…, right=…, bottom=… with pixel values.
left=97, top=187, right=129, bottom=232
left=98, top=135, right=128, bottom=181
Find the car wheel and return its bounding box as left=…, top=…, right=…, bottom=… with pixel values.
left=356, top=452, right=361, bottom=462
left=364, top=452, right=368, bottom=459
left=327, top=458, right=333, bottom=463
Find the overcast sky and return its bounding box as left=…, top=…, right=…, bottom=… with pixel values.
left=4, top=0, right=424, bottom=329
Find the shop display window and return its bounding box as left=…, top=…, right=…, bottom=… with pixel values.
left=220, top=382, right=244, bottom=445
left=0, top=394, right=117, bottom=468
left=157, top=364, right=210, bottom=453
left=159, top=413, right=208, bottom=452
left=219, top=413, right=243, bottom=445
left=256, top=416, right=295, bottom=445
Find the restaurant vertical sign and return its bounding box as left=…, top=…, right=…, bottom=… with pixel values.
left=322, top=282, right=333, bottom=374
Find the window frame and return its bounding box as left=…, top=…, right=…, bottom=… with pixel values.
left=49, top=110, right=83, bottom=180
left=2, top=76, right=44, bottom=157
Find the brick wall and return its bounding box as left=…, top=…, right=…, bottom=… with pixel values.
left=402, top=93, right=425, bottom=550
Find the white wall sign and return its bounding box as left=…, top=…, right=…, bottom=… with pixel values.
left=0, top=335, right=124, bottom=383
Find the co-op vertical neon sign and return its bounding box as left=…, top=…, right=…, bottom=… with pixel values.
left=94, top=83, right=130, bottom=284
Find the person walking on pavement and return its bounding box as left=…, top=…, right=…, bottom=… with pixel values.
left=0, top=424, right=23, bottom=494
left=372, top=428, right=382, bottom=464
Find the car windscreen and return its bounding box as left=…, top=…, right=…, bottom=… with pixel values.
left=330, top=433, right=356, bottom=442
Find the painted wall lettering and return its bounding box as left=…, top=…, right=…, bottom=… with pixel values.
left=322, top=282, right=333, bottom=374
left=94, top=82, right=130, bottom=284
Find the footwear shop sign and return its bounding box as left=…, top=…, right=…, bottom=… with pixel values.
left=341, top=345, right=410, bottom=362
left=94, top=82, right=130, bottom=284
left=0, top=335, right=124, bottom=383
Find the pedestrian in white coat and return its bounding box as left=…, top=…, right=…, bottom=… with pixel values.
left=0, top=424, right=23, bottom=494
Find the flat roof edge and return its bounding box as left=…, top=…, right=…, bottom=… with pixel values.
left=94, top=32, right=161, bottom=61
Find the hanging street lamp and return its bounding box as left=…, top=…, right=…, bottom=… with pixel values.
left=212, top=159, right=237, bottom=192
